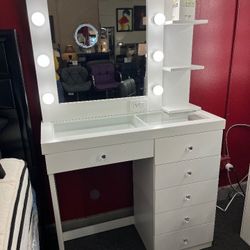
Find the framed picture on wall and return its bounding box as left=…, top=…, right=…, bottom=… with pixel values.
left=134, top=6, right=146, bottom=31
left=116, top=8, right=133, bottom=32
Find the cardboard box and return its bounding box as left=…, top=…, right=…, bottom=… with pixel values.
left=172, top=0, right=196, bottom=21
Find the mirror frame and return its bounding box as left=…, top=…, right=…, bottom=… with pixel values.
left=74, top=23, right=99, bottom=49
left=25, top=0, right=165, bottom=122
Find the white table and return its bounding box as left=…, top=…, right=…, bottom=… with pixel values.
left=41, top=110, right=225, bottom=250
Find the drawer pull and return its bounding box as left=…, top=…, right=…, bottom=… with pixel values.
left=101, top=154, right=107, bottom=160
left=186, top=146, right=194, bottom=152
left=185, top=194, right=191, bottom=201
left=184, top=217, right=190, bottom=223
left=185, top=170, right=192, bottom=177
left=183, top=238, right=189, bottom=245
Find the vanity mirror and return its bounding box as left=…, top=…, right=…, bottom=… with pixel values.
left=74, top=24, right=99, bottom=49
left=44, top=0, right=148, bottom=104
left=26, top=0, right=167, bottom=122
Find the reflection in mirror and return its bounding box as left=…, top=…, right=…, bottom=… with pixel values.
left=75, top=24, right=99, bottom=49
left=48, top=0, right=146, bottom=103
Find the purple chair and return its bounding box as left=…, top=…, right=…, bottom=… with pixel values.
left=87, top=60, right=121, bottom=97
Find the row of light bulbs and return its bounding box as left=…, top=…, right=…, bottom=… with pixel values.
left=31, top=11, right=166, bottom=104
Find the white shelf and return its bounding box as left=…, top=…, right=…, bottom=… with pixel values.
left=165, top=20, right=208, bottom=26
left=163, top=65, right=205, bottom=72
left=162, top=104, right=201, bottom=114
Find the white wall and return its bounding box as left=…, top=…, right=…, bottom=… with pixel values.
left=99, top=0, right=146, bottom=45
left=48, top=0, right=99, bottom=51
left=47, top=0, right=146, bottom=53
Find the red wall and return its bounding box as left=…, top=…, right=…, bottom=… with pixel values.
left=191, top=0, right=250, bottom=186
left=224, top=0, right=250, bottom=184
left=0, top=0, right=41, bottom=149
left=1, top=0, right=250, bottom=223
left=191, top=0, right=237, bottom=118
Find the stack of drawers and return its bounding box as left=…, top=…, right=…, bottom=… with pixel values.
left=153, top=130, right=222, bottom=250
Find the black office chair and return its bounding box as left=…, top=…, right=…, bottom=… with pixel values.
left=60, top=66, right=92, bottom=101
left=119, top=79, right=136, bottom=97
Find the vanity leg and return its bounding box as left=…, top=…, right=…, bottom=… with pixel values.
left=48, top=174, right=65, bottom=250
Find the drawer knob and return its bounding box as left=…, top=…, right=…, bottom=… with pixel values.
left=184, top=217, right=190, bottom=223
left=101, top=154, right=107, bottom=160
left=185, top=194, right=191, bottom=201
left=183, top=238, right=189, bottom=245
left=186, top=146, right=193, bottom=152
left=186, top=171, right=192, bottom=177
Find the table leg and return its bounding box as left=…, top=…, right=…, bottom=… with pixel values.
left=48, top=174, right=65, bottom=250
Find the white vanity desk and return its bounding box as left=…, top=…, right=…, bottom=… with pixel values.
left=41, top=110, right=225, bottom=250
left=25, top=0, right=225, bottom=248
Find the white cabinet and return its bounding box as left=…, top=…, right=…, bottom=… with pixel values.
left=134, top=130, right=223, bottom=250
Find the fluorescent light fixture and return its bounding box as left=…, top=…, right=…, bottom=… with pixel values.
left=153, top=13, right=166, bottom=25
left=31, top=12, right=45, bottom=27
left=152, top=50, right=164, bottom=62
left=42, top=93, right=55, bottom=105
left=37, top=54, right=50, bottom=67
left=152, top=85, right=164, bottom=96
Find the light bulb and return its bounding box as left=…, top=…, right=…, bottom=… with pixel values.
left=152, top=50, right=164, bottom=62
left=31, top=12, right=45, bottom=27
left=42, top=93, right=55, bottom=105
left=153, top=13, right=166, bottom=25
left=153, top=85, right=164, bottom=96
left=37, top=54, right=50, bottom=68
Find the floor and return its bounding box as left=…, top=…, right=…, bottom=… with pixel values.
left=46, top=197, right=250, bottom=250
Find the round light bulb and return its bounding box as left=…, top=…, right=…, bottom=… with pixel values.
left=152, top=50, right=164, bottom=62
left=37, top=54, right=50, bottom=68
left=153, top=13, right=166, bottom=25
left=31, top=12, right=45, bottom=27
left=153, top=85, right=164, bottom=96
left=42, top=93, right=55, bottom=105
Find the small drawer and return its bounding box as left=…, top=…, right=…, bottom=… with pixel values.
left=45, top=140, right=153, bottom=174
left=154, top=223, right=214, bottom=250
left=155, top=131, right=223, bottom=165
left=155, top=179, right=218, bottom=213
left=155, top=156, right=220, bottom=190
left=154, top=202, right=216, bottom=235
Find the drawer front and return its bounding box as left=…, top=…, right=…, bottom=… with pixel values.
left=154, top=223, right=214, bottom=250
left=155, top=156, right=220, bottom=190
left=155, top=179, right=218, bottom=213
left=154, top=202, right=216, bottom=235
left=155, top=131, right=223, bottom=165
left=45, top=140, right=153, bottom=174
